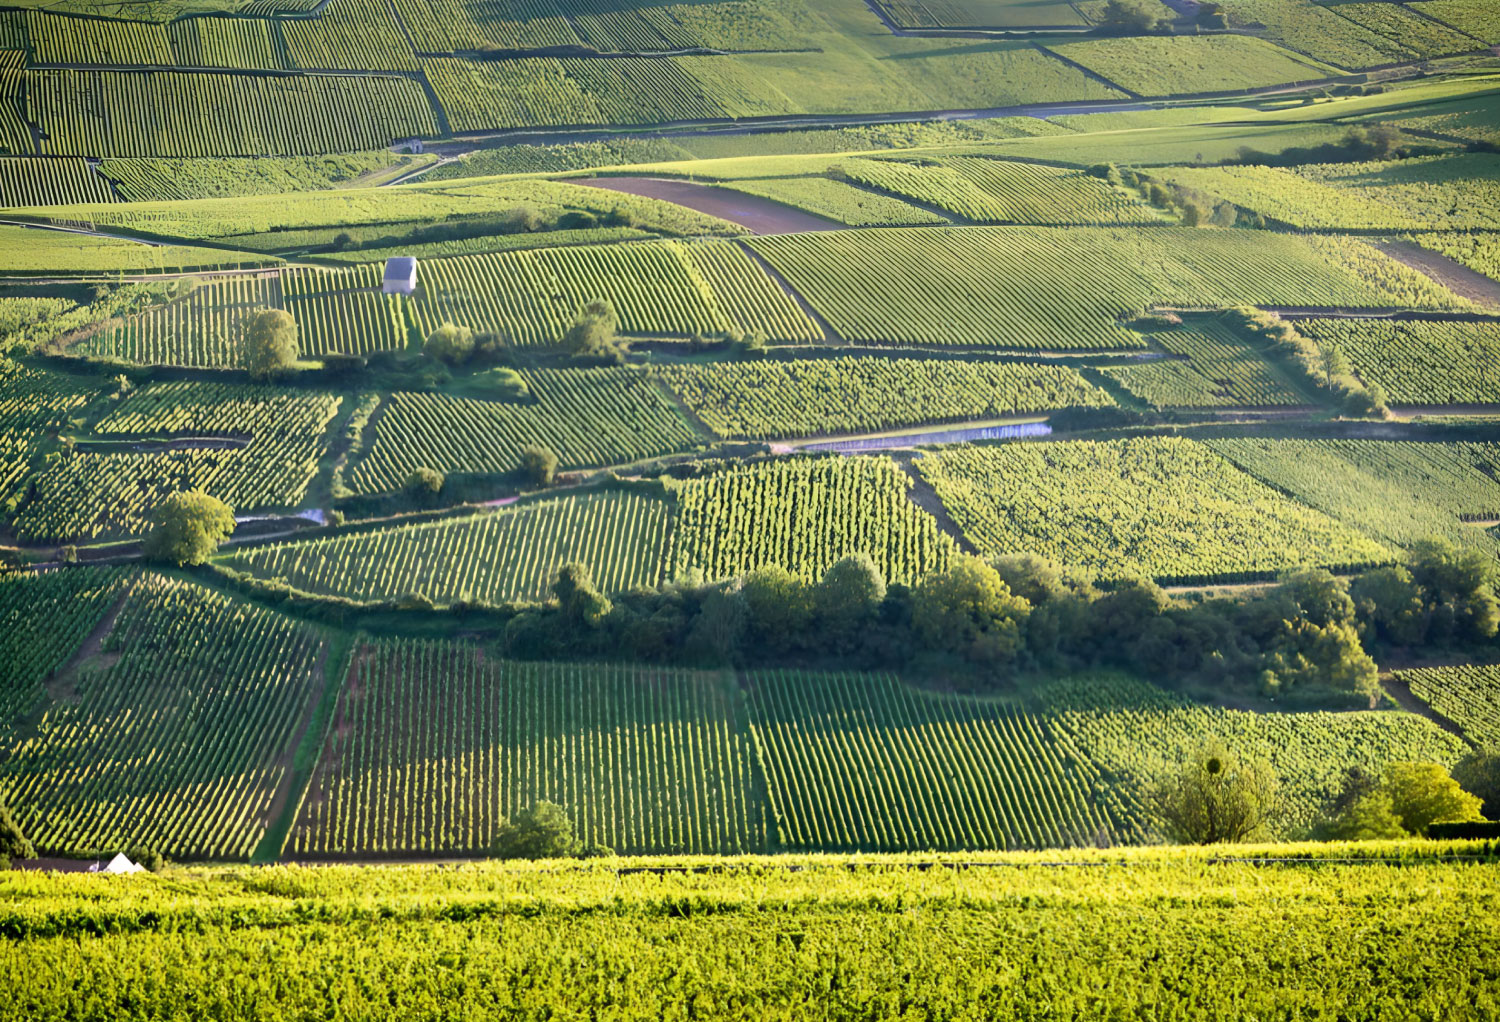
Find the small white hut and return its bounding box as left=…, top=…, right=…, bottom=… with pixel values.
left=382, top=257, right=418, bottom=295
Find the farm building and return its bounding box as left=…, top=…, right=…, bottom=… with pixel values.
left=382, top=257, right=418, bottom=294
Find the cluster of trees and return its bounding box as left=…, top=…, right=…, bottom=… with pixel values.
left=563, top=300, right=629, bottom=363
left=499, top=539, right=1497, bottom=707
left=1233, top=125, right=1414, bottom=168
left=324, top=204, right=637, bottom=255
left=1151, top=743, right=1494, bottom=845
left=1222, top=306, right=1387, bottom=415
left=1093, top=0, right=1172, bottom=34
left=1087, top=164, right=1247, bottom=229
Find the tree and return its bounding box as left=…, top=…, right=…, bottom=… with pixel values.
left=815, top=554, right=887, bottom=634
left=0, top=802, right=34, bottom=863
left=1350, top=565, right=1426, bottom=645
left=240, top=308, right=298, bottom=380
left=1196, top=2, right=1228, bottom=28
left=911, top=556, right=1030, bottom=665
left=1320, top=344, right=1352, bottom=384
left=1452, top=748, right=1500, bottom=820
left=554, top=562, right=612, bottom=627
left=1152, top=742, right=1279, bottom=844
left=1381, top=761, right=1485, bottom=836
left=403, top=466, right=444, bottom=497
left=1094, top=0, right=1172, bottom=34
left=1324, top=789, right=1408, bottom=841
left=520, top=444, right=559, bottom=486
left=481, top=366, right=529, bottom=400
left=424, top=322, right=475, bottom=364
left=741, top=565, right=814, bottom=652
left=143, top=491, right=235, bottom=566
left=1408, top=539, right=1500, bottom=643
left=492, top=801, right=583, bottom=859
left=563, top=300, right=627, bottom=363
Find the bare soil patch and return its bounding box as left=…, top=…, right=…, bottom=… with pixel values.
left=575, top=177, right=846, bottom=235
left=1375, top=240, right=1500, bottom=311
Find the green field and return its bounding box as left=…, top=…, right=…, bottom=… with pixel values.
left=658, top=357, right=1112, bottom=439
left=223, top=490, right=674, bottom=604
left=1399, top=663, right=1500, bottom=748
left=916, top=438, right=1392, bottom=583
left=1296, top=319, right=1500, bottom=405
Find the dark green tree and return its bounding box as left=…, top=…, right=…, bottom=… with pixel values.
left=563, top=300, right=627, bottom=363
left=492, top=801, right=583, bottom=859
left=815, top=554, right=887, bottom=636
left=143, top=491, right=235, bottom=566
left=741, top=565, right=814, bottom=653
left=554, top=562, right=612, bottom=626
left=1094, top=0, right=1172, bottom=34
left=403, top=466, right=444, bottom=498
left=1452, top=748, right=1500, bottom=820
left=240, top=308, right=298, bottom=380
left=520, top=444, right=559, bottom=486
left=911, top=556, right=1030, bottom=665
left=424, top=322, right=475, bottom=364
left=0, top=802, right=35, bottom=863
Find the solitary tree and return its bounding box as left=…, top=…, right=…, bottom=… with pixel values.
left=0, top=802, right=35, bottom=865
left=1094, top=0, right=1171, bottom=34
left=492, top=801, right=582, bottom=859
left=563, top=300, right=626, bottom=363
left=554, top=562, right=612, bottom=626
left=425, top=322, right=475, bottom=365
left=143, top=491, right=235, bottom=566
left=521, top=444, right=559, bottom=486
left=240, top=308, right=298, bottom=380
left=1152, top=742, right=1279, bottom=844
left=403, top=466, right=444, bottom=498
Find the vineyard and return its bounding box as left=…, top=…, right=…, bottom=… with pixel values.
left=749, top=227, right=1451, bottom=350
left=11, top=382, right=340, bottom=541
left=1399, top=664, right=1500, bottom=748
left=1044, top=35, right=1330, bottom=95
left=915, top=439, right=1391, bottom=583
left=1103, top=320, right=1305, bottom=409
left=658, top=356, right=1112, bottom=439
left=407, top=239, right=821, bottom=347
left=1412, top=231, right=1500, bottom=283
left=26, top=69, right=436, bottom=158
left=0, top=566, right=130, bottom=721
left=1205, top=438, right=1500, bottom=551
left=667, top=456, right=955, bottom=584
left=71, top=275, right=279, bottom=368
left=716, top=175, right=947, bottom=227
left=837, top=156, right=1160, bottom=225
left=0, top=157, right=112, bottom=207
left=290, top=641, right=769, bottom=856
left=0, top=574, right=330, bottom=860
left=745, top=669, right=1114, bottom=850
left=345, top=368, right=701, bottom=496
left=1296, top=319, right=1500, bottom=405
left=222, top=490, right=674, bottom=605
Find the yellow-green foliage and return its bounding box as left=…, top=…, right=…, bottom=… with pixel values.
left=916, top=438, right=1391, bottom=582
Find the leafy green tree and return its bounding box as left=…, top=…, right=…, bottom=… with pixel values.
left=815, top=554, right=886, bottom=633
left=1381, top=762, right=1485, bottom=835
left=403, top=466, right=444, bottom=497
left=993, top=553, right=1067, bottom=606
left=554, top=562, right=612, bottom=626
left=425, top=323, right=475, bottom=365
left=1324, top=789, right=1408, bottom=841
left=912, top=556, right=1030, bottom=665
left=1094, top=0, right=1172, bottom=32
left=1350, top=565, right=1426, bottom=645
left=741, top=565, right=814, bottom=652
left=563, top=300, right=627, bottom=363
left=143, top=491, right=235, bottom=566
left=492, top=801, right=583, bottom=859
left=1452, top=748, right=1500, bottom=820
left=1152, top=741, right=1279, bottom=844
left=520, top=444, right=559, bottom=486
left=482, top=366, right=529, bottom=399
left=0, top=802, right=35, bottom=863
left=1408, top=539, right=1500, bottom=643
left=240, top=308, right=298, bottom=380
left=1196, top=3, right=1228, bottom=28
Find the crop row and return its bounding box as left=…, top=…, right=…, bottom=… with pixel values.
left=0, top=566, right=130, bottom=721
left=1399, top=664, right=1500, bottom=748
left=0, top=156, right=112, bottom=207
left=291, top=640, right=768, bottom=856
left=28, top=69, right=436, bottom=158
left=346, top=367, right=701, bottom=495
left=409, top=239, right=819, bottom=347
left=223, top=490, right=673, bottom=605
left=72, top=276, right=278, bottom=368
left=11, top=381, right=340, bottom=541
left=1297, top=318, right=1500, bottom=405
left=667, top=456, right=955, bottom=584
left=0, top=574, right=327, bottom=860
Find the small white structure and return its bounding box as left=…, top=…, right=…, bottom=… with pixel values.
left=382, top=256, right=418, bottom=295
left=89, top=853, right=145, bottom=874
